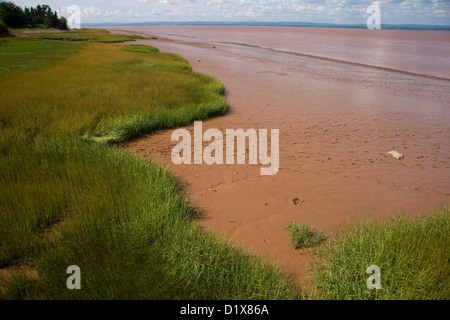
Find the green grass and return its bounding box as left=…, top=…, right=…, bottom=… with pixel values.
left=0, top=41, right=228, bottom=153
left=286, top=222, right=326, bottom=249
left=0, top=29, right=298, bottom=299
left=0, top=29, right=148, bottom=74
left=12, top=28, right=149, bottom=43
left=311, top=207, right=450, bottom=300
left=0, top=37, right=85, bottom=74
left=1, top=139, right=297, bottom=299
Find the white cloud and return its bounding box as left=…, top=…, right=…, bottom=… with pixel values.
left=433, top=9, right=448, bottom=17
left=11, top=0, right=450, bottom=25
left=83, top=6, right=104, bottom=18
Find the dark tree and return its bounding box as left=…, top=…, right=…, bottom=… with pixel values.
left=0, top=19, right=11, bottom=37
left=57, top=16, right=68, bottom=30
left=0, top=1, right=25, bottom=28
left=0, top=1, right=68, bottom=30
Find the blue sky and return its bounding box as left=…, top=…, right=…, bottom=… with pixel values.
left=11, top=0, right=450, bottom=25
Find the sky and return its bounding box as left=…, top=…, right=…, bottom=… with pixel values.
left=11, top=0, right=450, bottom=25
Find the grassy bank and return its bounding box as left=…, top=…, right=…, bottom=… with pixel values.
left=311, top=207, right=449, bottom=300
left=0, top=29, right=146, bottom=74
left=0, top=29, right=298, bottom=299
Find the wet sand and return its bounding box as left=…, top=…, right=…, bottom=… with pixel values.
left=104, top=26, right=450, bottom=286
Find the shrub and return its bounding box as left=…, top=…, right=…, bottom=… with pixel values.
left=0, top=20, right=11, bottom=37
left=286, top=222, right=326, bottom=248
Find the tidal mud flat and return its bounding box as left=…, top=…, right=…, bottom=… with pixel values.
left=104, top=26, right=450, bottom=285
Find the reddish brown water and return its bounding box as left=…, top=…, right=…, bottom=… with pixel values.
left=107, top=26, right=450, bottom=79
left=103, top=26, right=450, bottom=286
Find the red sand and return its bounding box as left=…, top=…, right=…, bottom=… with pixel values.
left=104, top=26, right=450, bottom=286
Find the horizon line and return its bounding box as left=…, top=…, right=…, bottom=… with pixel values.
left=82, top=21, right=450, bottom=30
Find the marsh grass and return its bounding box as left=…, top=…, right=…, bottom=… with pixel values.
left=0, top=29, right=147, bottom=74
left=0, top=37, right=85, bottom=74
left=0, top=40, right=228, bottom=152
left=286, top=222, right=326, bottom=248
left=0, top=29, right=298, bottom=299
left=15, top=28, right=148, bottom=43
left=311, top=207, right=450, bottom=300
left=2, top=139, right=298, bottom=299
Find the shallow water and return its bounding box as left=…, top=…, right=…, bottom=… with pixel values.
left=108, top=26, right=450, bottom=79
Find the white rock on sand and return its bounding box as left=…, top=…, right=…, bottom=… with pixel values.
left=387, top=151, right=405, bottom=159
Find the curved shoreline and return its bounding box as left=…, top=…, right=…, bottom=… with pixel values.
left=114, top=26, right=450, bottom=285
left=105, top=25, right=450, bottom=80
left=114, top=27, right=450, bottom=82
left=1, top=29, right=299, bottom=299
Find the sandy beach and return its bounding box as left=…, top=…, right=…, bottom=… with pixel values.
left=103, top=26, right=450, bottom=286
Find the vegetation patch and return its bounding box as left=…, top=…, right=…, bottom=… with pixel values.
left=286, top=222, right=326, bottom=249
left=0, top=28, right=298, bottom=299
left=0, top=2, right=68, bottom=29
left=311, top=207, right=450, bottom=300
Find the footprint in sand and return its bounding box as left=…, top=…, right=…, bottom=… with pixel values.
left=290, top=197, right=303, bottom=206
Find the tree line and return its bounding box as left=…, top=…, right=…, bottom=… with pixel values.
left=0, top=1, right=68, bottom=33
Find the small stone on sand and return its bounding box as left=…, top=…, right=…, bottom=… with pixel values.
left=387, top=151, right=405, bottom=159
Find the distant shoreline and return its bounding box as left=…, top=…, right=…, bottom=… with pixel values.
left=83, top=21, right=450, bottom=31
